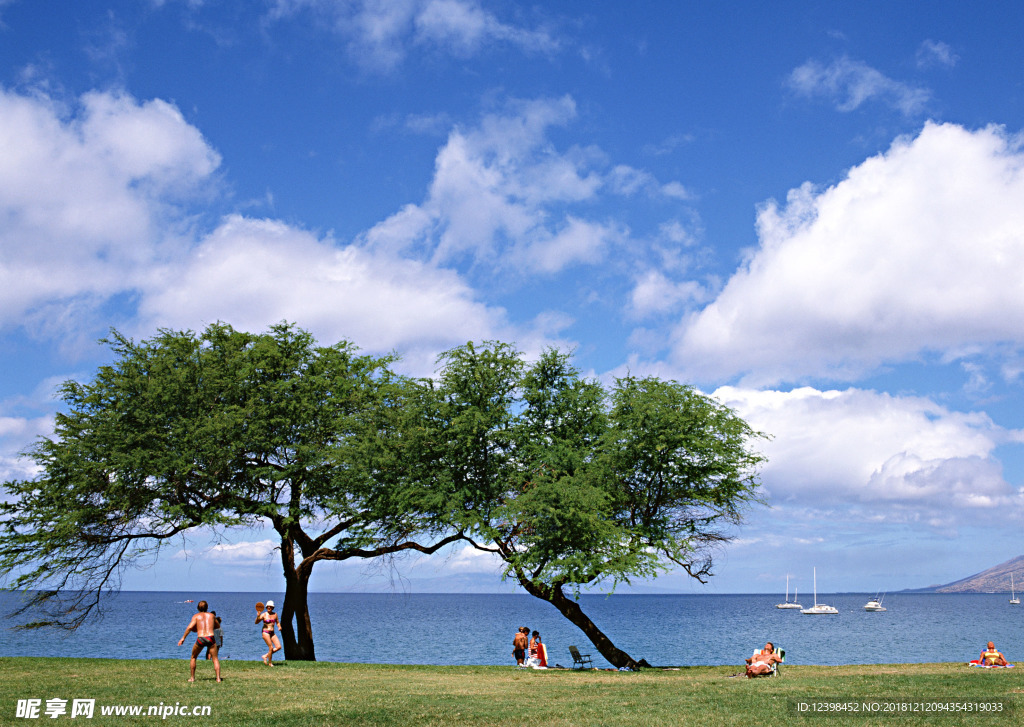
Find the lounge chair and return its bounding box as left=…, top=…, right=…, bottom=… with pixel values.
left=569, top=645, right=594, bottom=669
left=750, top=647, right=785, bottom=677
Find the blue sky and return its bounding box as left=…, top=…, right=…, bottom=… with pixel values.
left=2, top=1, right=1024, bottom=597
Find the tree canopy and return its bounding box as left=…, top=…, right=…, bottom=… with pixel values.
left=0, top=323, right=460, bottom=660
left=1, top=328, right=766, bottom=667
left=413, top=342, right=767, bottom=668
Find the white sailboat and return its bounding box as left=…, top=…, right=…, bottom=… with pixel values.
left=1011, top=573, right=1020, bottom=605
left=800, top=568, right=839, bottom=615
left=863, top=592, right=886, bottom=611
left=775, top=575, right=802, bottom=609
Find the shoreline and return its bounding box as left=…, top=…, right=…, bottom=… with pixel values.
left=0, top=655, right=993, bottom=668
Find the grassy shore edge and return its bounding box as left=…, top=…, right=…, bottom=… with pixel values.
left=2, top=657, right=1021, bottom=726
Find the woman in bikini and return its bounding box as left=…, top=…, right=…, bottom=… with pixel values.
left=255, top=600, right=282, bottom=666
left=529, top=631, right=547, bottom=668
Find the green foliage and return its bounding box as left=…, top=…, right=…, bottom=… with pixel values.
left=0, top=322, right=418, bottom=631
left=420, top=343, right=767, bottom=593
left=599, top=376, right=766, bottom=580
left=0, top=327, right=765, bottom=666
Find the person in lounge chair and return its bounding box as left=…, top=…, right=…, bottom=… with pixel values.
left=979, top=641, right=1008, bottom=666
left=745, top=641, right=782, bottom=678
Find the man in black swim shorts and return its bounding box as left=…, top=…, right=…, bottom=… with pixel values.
left=178, top=600, right=222, bottom=682
left=513, top=626, right=528, bottom=666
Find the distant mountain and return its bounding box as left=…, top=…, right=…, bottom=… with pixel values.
left=910, top=554, right=1024, bottom=593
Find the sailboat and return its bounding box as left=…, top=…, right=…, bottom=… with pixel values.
left=800, top=568, right=839, bottom=614
left=1011, top=573, right=1020, bottom=605
left=863, top=592, right=887, bottom=611
left=775, top=575, right=802, bottom=609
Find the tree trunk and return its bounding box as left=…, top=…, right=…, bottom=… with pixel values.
left=271, top=528, right=467, bottom=662
left=278, top=537, right=317, bottom=661
left=517, top=576, right=639, bottom=669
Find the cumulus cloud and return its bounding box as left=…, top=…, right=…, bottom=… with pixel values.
left=266, top=0, right=559, bottom=72
left=0, top=85, right=567, bottom=371
left=424, top=96, right=600, bottom=266
left=0, top=87, right=219, bottom=334
left=0, top=415, right=52, bottom=483
left=714, top=385, right=1024, bottom=523
left=523, top=216, right=621, bottom=274
left=362, top=96, right=689, bottom=277
left=674, top=122, right=1024, bottom=385
left=788, top=56, right=930, bottom=115
left=136, top=214, right=515, bottom=364
left=0, top=83, right=690, bottom=380
left=629, top=270, right=706, bottom=319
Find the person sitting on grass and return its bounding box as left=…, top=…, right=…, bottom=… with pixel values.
left=527, top=631, right=547, bottom=668
left=980, top=641, right=1008, bottom=666
left=745, top=642, right=782, bottom=678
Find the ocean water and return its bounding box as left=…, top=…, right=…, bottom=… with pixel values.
left=1, top=591, right=1021, bottom=668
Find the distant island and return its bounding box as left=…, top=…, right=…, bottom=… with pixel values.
left=902, top=554, right=1024, bottom=593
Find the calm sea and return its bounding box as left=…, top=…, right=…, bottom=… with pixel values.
left=1, top=592, right=1020, bottom=668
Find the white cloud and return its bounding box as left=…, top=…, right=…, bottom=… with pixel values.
left=136, top=214, right=514, bottom=362
left=629, top=270, right=705, bottom=318
left=607, top=165, right=692, bottom=200
left=77, top=91, right=218, bottom=195
left=357, top=202, right=435, bottom=256
left=641, top=133, right=694, bottom=157
left=0, top=87, right=219, bottom=334
left=0, top=415, right=50, bottom=440
left=0, top=415, right=52, bottom=483
left=366, top=96, right=599, bottom=269
left=788, top=56, right=930, bottom=115
left=658, top=219, right=698, bottom=248
left=414, top=0, right=556, bottom=56
left=0, top=83, right=687, bottom=381
left=0, top=86, right=547, bottom=370
left=363, top=96, right=687, bottom=276
left=661, top=180, right=692, bottom=201
left=714, top=385, right=1024, bottom=523
left=525, top=216, right=619, bottom=274
left=267, top=0, right=558, bottom=72
left=917, top=40, right=959, bottom=69
left=175, top=539, right=278, bottom=563
left=444, top=543, right=504, bottom=572
left=674, top=122, right=1024, bottom=385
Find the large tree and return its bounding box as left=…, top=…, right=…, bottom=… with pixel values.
left=414, top=342, right=766, bottom=668
left=0, top=323, right=460, bottom=660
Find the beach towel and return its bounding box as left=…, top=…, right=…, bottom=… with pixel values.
left=969, top=660, right=1014, bottom=668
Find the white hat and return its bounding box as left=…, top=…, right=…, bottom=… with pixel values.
left=266, top=600, right=275, bottom=608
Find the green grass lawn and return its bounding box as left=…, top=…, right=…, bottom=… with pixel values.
left=1, top=658, right=1020, bottom=726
